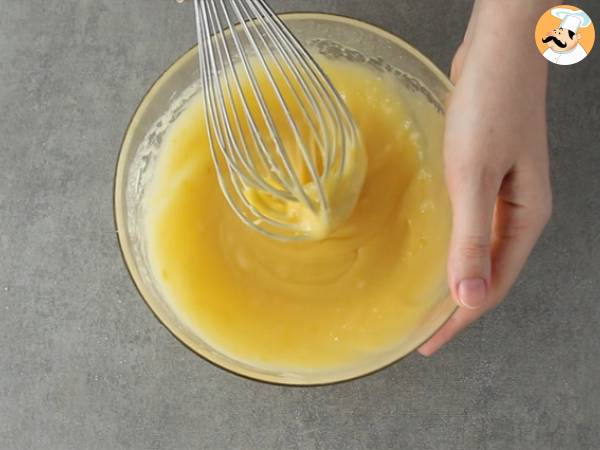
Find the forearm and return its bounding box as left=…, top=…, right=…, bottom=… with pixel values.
left=473, top=0, right=559, bottom=50
left=462, top=0, right=556, bottom=94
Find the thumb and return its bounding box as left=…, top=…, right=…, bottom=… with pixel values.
left=447, top=170, right=499, bottom=310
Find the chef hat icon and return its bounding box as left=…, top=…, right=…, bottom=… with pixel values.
left=551, top=8, right=592, bottom=33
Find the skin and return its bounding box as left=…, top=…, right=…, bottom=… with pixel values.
left=543, top=27, right=581, bottom=52
left=418, top=0, right=556, bottom=356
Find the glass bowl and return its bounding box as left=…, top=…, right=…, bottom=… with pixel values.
left=114, top=13, right=456, bottom=385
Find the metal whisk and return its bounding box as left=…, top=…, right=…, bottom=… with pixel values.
left=185, top=0, right=363, bottom=240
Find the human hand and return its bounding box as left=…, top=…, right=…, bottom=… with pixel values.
left=419, top=1, right=554, bottom=356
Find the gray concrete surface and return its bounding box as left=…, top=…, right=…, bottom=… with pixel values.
left=1, top=1, right=599, bottom=449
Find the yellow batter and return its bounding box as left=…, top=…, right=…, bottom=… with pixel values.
left=145, top=58, right=451, bottom=371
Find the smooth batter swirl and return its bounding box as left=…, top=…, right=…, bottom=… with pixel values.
left=145, top=58, right=451, bottom=371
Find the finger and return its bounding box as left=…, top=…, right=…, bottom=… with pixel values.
left=418, top=306, right=483, bottom=356
left=419, top=163, right=551, bottom=356
left=489, top=165, right=552, bottom=303
left=418, top=198, right=548, bottom=357
left=417, top=199, right=535, bottom=357
left=446, top=165, right=500, bottom=310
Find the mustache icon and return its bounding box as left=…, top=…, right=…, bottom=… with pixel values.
left=542, top=35, right=568, bottom=48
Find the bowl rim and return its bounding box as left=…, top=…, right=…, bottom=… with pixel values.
left=114, top=11, right=457, bottom=386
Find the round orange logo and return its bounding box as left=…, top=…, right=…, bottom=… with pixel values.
left=535, top=5, right=595, bottom=65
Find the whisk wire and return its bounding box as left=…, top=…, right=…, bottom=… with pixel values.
left=222, top=0, right=319, bottom=214
left=249, top=0, right=339, bottom=177
left=239, top=0, right=327, bottom=162
left=192, top=0, right=362, bottom=240
left=261, top=0, right=354, bottom=175
left=206, top=0, right=281, bottom=194
left=199, top=0, right=303, bottom=232
left=239, top=0, right=334, bottom=189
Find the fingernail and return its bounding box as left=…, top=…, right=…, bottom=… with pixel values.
left=457, top=278, right=487, bottom=309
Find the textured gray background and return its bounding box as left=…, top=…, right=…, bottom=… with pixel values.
left=1, top=1, right=599, bottom=449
